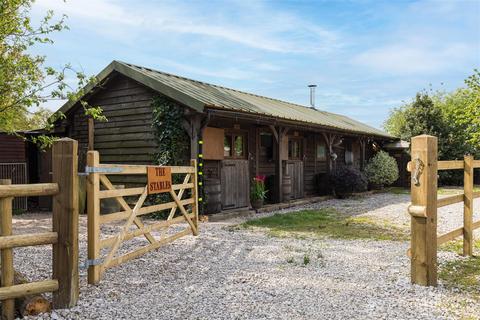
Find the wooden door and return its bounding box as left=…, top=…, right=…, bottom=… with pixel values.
left=221, top=159, right=250, bottom=209
left=286, top=160, right=304, bottom=199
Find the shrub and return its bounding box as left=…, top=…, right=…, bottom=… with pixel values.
left=364, top=151, right=399, bottom=187
left=329, top=166, right=368, bottom=197
left=251, top=175, right=267, bottom=201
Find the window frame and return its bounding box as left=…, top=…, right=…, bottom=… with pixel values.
left=288, top=137, right=303, bottom=160
left=316, top=141, right=327, bottom=161
left=224, top=130, right=248, bottom=159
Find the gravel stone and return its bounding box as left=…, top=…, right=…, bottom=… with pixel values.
left=13, top=193, right=480, bottom=319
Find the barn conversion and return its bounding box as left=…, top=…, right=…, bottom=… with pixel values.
left=52, top=60, right=403, bottom=213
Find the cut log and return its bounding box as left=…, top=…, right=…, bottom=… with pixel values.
left=0, top=270, right=51, bottom=317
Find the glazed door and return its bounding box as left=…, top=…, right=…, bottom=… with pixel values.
left=286, top=160, right=304, bottom=199
left=221, top=159, right=250, bottom=209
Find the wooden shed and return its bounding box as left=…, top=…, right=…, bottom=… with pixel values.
left=53, top=61, right=401, bottom=213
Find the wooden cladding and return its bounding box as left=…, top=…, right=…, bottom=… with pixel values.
left=202, top=127, right=224, bottom=160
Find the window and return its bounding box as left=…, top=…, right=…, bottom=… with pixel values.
left=288, top=138, right=302, bottom=160
left=224, top=132, right=247, bottom=159
left=316, top=143, right=326, bottom=161
left=259, top=132, right=273, bottom=161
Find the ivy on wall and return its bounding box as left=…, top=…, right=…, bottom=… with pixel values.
left=151, top=96, right=190, bottom=166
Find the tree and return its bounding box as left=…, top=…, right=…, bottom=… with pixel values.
left=0, top=0, right=105, bottom=146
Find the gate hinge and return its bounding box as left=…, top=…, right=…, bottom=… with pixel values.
left=80, top=259, right=103, bottom=269
left=78, top=166, right=123, bottom=176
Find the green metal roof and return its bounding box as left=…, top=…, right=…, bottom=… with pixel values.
left=59, top=60, right=394, bottom=139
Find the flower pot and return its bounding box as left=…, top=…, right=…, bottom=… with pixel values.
left=251, top=198, right=264, bottom=210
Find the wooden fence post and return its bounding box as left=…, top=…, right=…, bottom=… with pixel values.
left=463, top=155, right=474, bottom=256
left=190, top=159, right=199, bottom=235
left=87, top=150, right=101, bottom=284
left=0, top=179, right=15, bottom=320
left=52, top=138, right=79, bottom=308
left=409, top=135, right=438, bottom=286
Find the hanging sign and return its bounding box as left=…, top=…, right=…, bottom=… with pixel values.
left=147, top=166, right=172, bottom=194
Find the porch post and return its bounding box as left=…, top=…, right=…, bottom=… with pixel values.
left=273, top=126, right=288, bottom=203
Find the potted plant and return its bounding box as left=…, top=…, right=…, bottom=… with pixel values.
left=251, top=175, right=267, bottom=210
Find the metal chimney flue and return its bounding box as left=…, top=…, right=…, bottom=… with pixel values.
left=308, top=84, right=317, bottom=109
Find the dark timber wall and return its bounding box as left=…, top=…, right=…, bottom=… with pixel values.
left=67, top=73, right=157, bottom=185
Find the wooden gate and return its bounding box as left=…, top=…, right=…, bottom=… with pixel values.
left=221, top=159, right=249, bottom=209
left=408, top=135, right=480, bottom=286
left=86, top=150, right=199, bottom=284
left=285, top=160, right=304, bottom=199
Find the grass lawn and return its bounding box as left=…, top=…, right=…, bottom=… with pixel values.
left=439, top=239, right=480, bottom=297
left=241, top=208, right=409, bottom=241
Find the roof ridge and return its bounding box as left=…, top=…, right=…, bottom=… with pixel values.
left=116, top=60, right=345, bottom=115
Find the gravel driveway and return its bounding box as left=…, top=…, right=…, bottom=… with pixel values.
left=13, top=193, right=480, bottom=319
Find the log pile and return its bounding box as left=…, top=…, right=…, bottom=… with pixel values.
left=0, top=270, right=51, bottom=317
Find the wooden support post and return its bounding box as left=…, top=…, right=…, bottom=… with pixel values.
left=463, top=155, right=474, bottom=256
left=0, top=179, right=15, bottom=320
left=274, top=126, right=285, bottom=203
left=88, top=117, right=94, bottom=151
left=190, top=159, right=199, bottom=235
left=52, top=138, right=79, bottom=308
left=409, top=135, right=438, bottom=286
left=87, top=151, right=101, bottom=284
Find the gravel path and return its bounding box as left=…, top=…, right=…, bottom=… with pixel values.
left=12, top=193, right=480, bottom=319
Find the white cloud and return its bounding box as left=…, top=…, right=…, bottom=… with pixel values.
left=34, top=0, right=342, bottom=54
left=352, top=42, right=472, bottom=75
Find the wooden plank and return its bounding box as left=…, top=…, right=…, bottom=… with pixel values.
left=0, top=280, right=59, bottom=301
left=99, top=215, right=191, bottom=249
left=94, top=140, right=156, bottom=149
left=463, top=155, right=474, bottom=256
left=98, top=175, right=156, bottom=246
left=101, top=187, right=148, bottom=272
left=170, top=190, right=197, bottom=235
left=99, top=187, right=145, bottom=199
left=437, top=194, right=464, bottom=208
left=438, top=160, right=463, bottom=170
left=0, top=232, right=57, bottom=249
left=409, top=135, right=438, bottom=286
left=473, top=160, right=480, bottom=168
left=0, top=183, right=58, bottom=197
left=474, top=191, right=480, bottom=199
left=473, top=219, right=480, bottom=230
left=0, top=179, right=14, bottom=320
left=87, top=151, right=101, bottom=285
left=437, top=227, right=464, bottom=245
left=106, top=228, right=191, bottom=270
left=191, top=159, right=199, bottom=234
left=97, top=164, right=195, bottom=174
left=99, top=198, right=194, bottom=224
left=88, top=118, right=94, bottom=151
left=52, top=138, right=79, bottom=308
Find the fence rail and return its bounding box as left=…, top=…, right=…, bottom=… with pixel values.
left=407, top=135, right=480, bottom=286
left=87, top=150, right=199, bottom=285
left=0, top=139, right=79, bottom=320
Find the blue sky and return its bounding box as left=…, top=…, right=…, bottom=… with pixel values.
left=32, top=0, right=479, bottom=130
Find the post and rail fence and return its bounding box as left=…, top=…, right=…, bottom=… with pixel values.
left=0, top=138, right=79, bottom=320
left=408, top=135, right=480, bottom=286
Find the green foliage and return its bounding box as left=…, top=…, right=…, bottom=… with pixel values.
left=329, top=166, right=367, bottom=197
left=0, top=0, right=106, bottom=148
left=151, top=96, right=189, bottom=166
left=384, top=73, right=480, bottom=185
left=242, top=208, right=408, bottom=241
left=364, top=151, right=399, bottom=187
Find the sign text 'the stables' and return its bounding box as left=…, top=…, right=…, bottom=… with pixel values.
left=147, top=166, right=172, bottom=194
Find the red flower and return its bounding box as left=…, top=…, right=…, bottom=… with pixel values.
left=254, top=175, right=266, bottom=183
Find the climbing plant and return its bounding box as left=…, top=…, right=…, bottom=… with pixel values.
left=151, top=96, right=190, bottom=166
